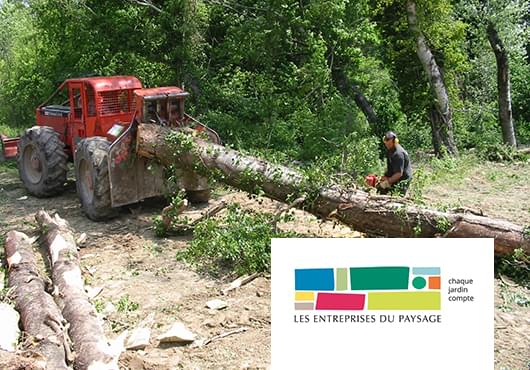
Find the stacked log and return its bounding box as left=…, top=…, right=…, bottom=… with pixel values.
left=36, top=211, right=118, bottom=370
left=5, top=231, right=69, bottom=370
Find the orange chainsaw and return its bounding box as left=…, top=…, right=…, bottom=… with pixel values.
left=364, top=174, right=379, bottom=188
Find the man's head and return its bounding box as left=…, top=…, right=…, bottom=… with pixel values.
left=383, top=131, right=399, bottom=150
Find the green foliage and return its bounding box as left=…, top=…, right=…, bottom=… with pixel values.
left=0, top=1, right=529, bottom=333
left=523, top=226, right=530, bottom=240
left=407, top=167, right=429, bottom=202
left=152, top=189, right=191, bottom=237
left=0, top=0, right=529, bottom=179
left=116, top=295, right=139, bottom=313
left=152, top=216, right=168, bottom=238
left=144, top=241, right=162, bottom=256
left=435, top=216, right=451, bottom=234
left=0, top=160, right=17, bottom=175
left=477, top=143, right=528, bottom=162
left=93, top=299, right=105, bottom=314
left=496, top=249, right=530, bottom=288
left=165, top=131, right=196, bottom=158
left=407, top=152, right=486, bottom=205
left=177, top=203, right=296, bottom=276
left=454, top=0, right=530, bottom=147
left=412, top=222, right=423, bottom=237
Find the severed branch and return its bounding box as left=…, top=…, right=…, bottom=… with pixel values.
left=164, top=200, right=228, bottom=235
left=202, top=327, right=248, bottom=346
left=221, top=273, right=262, bottom=295
left=5, top=231, right=70, bottom=370
left=271, top=196, right=306, bottom=230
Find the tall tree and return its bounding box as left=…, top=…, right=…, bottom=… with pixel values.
left=455, top=0, right=528, bottom=146
left=406, top=0, right=458, bottom=156
left=487, top=21, right=517, bottom=146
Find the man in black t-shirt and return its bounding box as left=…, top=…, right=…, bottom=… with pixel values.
left=378, top=131, right=412, bottom=195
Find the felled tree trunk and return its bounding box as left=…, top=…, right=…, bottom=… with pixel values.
left=406, top=1, right=458, bottom=157
left=35, top=211, right=117, bottom=370
left=487, top=21, right=517, bottom=147
left=137, top=123, right=530, bottom=255
left=5, top=231, right=70, bottom=370
left=0, top=349, right=46, bottom=370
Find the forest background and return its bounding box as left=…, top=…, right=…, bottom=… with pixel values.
left=0, top=0, right=528, bottom=178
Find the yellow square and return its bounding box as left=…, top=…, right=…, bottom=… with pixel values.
left=295, top=291, right=314, bottom=301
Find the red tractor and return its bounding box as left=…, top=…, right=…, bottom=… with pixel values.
left=1, top=76, right=219, bottom=220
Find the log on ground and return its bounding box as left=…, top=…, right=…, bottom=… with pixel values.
left=5, top=231, right=69, bottom=370
left=35, top=211, right=118, bottom=370
left=0, top=349, right=46, bottom=370
left=137, top=123, right=530, bottom=255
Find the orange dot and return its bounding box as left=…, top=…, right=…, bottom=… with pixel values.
left=429, top=276, right=441, bottom=290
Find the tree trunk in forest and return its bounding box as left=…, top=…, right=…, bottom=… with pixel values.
left=5, top=231, right=70, bottom=370
left=429, top=107, right=443, bottom=156
left=332, top=70, right=381, bottom=133
left=351, top=84, right=379, bottom=127
left=35, top=211, right=119, bottom=370
left=406, top=1, right=458, bottom=156
left=487, top=21, right=517, bottom=147
left=136, top=123, right=530, bottom=255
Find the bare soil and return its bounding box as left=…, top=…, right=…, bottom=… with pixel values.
left=0, top=165, right=358, bottom=370
left=0, top=163, right=528, bottom=370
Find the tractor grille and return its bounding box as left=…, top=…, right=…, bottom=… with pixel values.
left=99, top=90, right=136, bottom=115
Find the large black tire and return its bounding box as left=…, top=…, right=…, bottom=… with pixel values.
left=17, top=126, right=67, bottom=197
left=74, top=137, right=117, bottom=221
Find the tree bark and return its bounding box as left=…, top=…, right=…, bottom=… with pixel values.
left=406, top=1, right=458, bottom=156
left=487, top=21, right=517, bottom=147
left=332, top=69, right=381, bottom=132
left=136, top=123, right=530, bottom=255
left=5, top=231, right=70, bottom=370
left=352, top=84, right=379, bottom=127
left=0, top=349, right=46, bottom=370
left=35, top=211, right=118, bottom=370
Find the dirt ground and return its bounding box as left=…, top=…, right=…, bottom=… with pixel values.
left=0, top=162, right=529, bottom=370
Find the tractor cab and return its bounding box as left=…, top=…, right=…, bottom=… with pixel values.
left=35, top=76, right=142, bottom=156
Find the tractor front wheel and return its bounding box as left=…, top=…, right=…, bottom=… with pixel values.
left=75, top=137, right=117, bottom=221
left=17, top=126, right=67, bottom=197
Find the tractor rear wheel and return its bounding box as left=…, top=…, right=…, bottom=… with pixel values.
left=17, top=126, right=67, bottom=197
left=75, top=137, right=117, bottom=221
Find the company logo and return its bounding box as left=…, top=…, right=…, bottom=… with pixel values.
left=294, top=267, right=441, bottom=310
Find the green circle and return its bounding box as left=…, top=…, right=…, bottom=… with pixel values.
left=412, top=276, right=426, bottom=289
